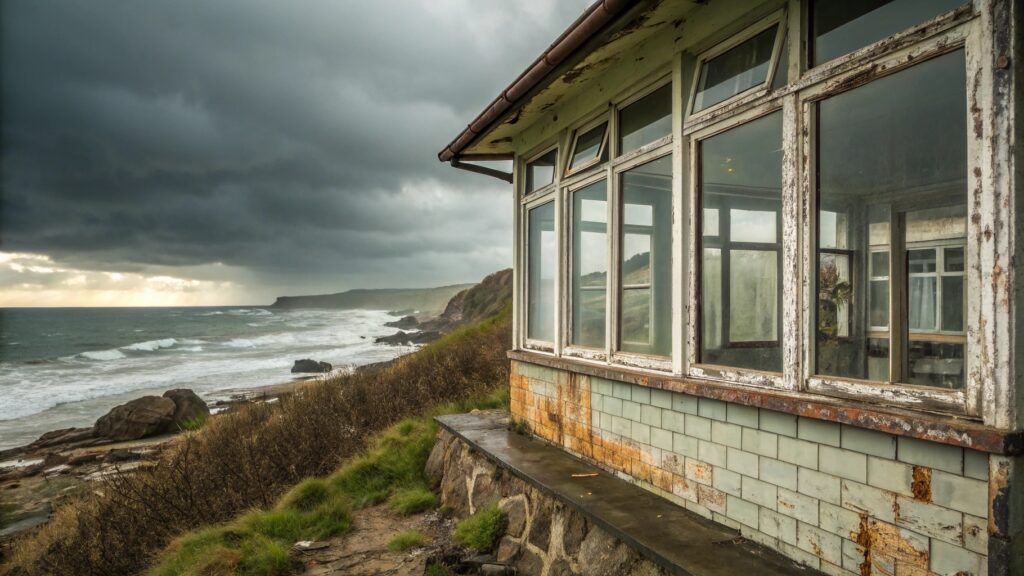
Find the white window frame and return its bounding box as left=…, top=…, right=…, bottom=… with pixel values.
left=519, top=142, right=560, bottom=354
left=564, top=116, right=611, bottom=178
left=800, top=16, right=983, bottom=416
left=686, top=9, right=787, bottom=120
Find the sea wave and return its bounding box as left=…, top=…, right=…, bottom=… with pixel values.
left=123, top=338, right=177, bottom=352
left=79, top=349, right=127, bottom=361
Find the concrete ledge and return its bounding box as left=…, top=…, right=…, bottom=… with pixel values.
left=436, top=410, right=816, bottom=576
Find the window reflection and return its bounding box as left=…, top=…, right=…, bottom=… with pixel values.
left=571, top=181, right=608, bottom=348
left=816, top=51, right=967, bottom=388
left=700, top=111, right=783, bottom=372
left=620, top=155, right=672, bottom=356
left=694, top=25, right=778, bottom=112
left=619, top=85, right=672, bottom=154
left=526, top=149, right=557, bottom=193
left=528, top=202, right=556, bottom=342
left=812, top=0, right=965, bottom=66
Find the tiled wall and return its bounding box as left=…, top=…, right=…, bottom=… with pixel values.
left=509, top=360, right=992, bottom=576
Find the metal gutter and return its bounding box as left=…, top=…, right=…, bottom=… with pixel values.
left=437, top=0, right=636, bottom=163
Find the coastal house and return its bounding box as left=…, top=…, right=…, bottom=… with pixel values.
left=439, top=1, right=1021, bottom=574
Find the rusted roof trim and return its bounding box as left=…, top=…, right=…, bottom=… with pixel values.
left=509, top=350, right=1024, bottom=455
left=437, top=0, right=636, bottom=163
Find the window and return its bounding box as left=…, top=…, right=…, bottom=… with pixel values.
left=566, top=121, right=609, bottom=175
left=527, top=201, right=556, bottom=343
left=699, top=111, right=783, bottom=372
left=525, top=149, right=557, bottom=193
left=811, top=0, right=966, bottom=66
left=619, top=84, right=672, bottom=155
left=571, top=180, right=608, bottom=348
left=692, top=23, right=781, bottom=113
left=815, top=50, right=967, bottom=388
left=620, top=155, right=672, bottom=356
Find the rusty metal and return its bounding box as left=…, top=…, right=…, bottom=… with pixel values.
left=509, top=351, right=1024, bottom=454
left=437, top=0, right=636, bottom=163
left=449, top=158, right=513, bottom=183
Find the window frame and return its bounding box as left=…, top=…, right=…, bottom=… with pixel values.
left=687, top=102, right=793, bottom=390
left=523, top=145, right=559, bottom=197
left=799, top=21, right=981, bottom=416
left=518, top=141, right=560, bottom=354
left=563, top=170, right=612, bottom=361
left=564, top=115, right=611, bottom=178
left=686, top=9, right=788, bottom=120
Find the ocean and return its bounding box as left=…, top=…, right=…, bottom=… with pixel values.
left=0, top=306, right=411, bottom=450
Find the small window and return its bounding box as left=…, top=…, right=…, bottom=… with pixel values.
left=619, top=155, right=672, bottom=356
left=692, top=24, right=780, bottom=113
left=619, top=84, right=672, bottom=155
left=699, top=111, right=783, bottom=372
left=566, top=122, right=609, bottom=175
left=527, top=201, right=556, bottom=342
left=525, top=149, right=557, bottom=193
left=571, top=180, right=608, bottom=348
left=811, top=0, right=966, bottom=66
left=815, top=50, right=967, bottom=388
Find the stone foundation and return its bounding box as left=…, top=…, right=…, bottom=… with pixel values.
left=429, top=428, right=667, bottom=576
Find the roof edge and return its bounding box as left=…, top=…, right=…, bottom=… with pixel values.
left=437, top=0, right=635, bottom=163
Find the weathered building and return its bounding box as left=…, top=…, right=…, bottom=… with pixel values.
left=440, top=1, right=1022, bottom=574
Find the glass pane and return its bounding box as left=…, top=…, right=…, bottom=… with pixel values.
left=907, top=340, right=964, bottom=388
left=770, top=32, right=789, bottom=91
left=819, top=253, right=851, bottom=339
left=730, top=209, right=777, bottom=243
left=908, top=249, right=936, bottom=273
left=870, top=251, right=889, bottom=279
left=621, top=288, right=652, bottom=349
left=908, top=277, right=937, bottom=330
left=700, top=111, right=783, bottom=372
left=869, top=280, right=889, bottom=328
left=944, top=246, right=964, bottom=272
left=693, top=25, right=778, bottom=112
left=816, top=51, right=966, bottom=386
left=730, top=250, right=779, bottom=342
left=942, top=276, right=964, bottom=332
left=620, top=85, right=672, bottom=155
left=527, top=202, right=556, bottom=342
left=571, top=181, right=608, bottom=348
left=568, top=123, right=608, bottom=172
left=620, top=156, right=672, bottom=356
left=812, top=0, right=966, bottom=66
left=526, top=149, right=556, bottom=193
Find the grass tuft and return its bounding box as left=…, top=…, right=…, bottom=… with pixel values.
left=388, top=487, right=439, bottom=515
left=386, top=530, right=425, bottom=552
left=452, top=503, right=506, bottom=552
left=280, top=478, right=331, bottom=512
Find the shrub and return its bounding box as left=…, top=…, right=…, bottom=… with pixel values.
left=4, top=308, right=511, bottom=576
left=388, top=487, right=439, bottom=515
left=452, top=503, right=506, bottom=552
left=387, top=530, right=425, bottom=552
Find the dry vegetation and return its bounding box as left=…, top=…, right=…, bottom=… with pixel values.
left=2, top=306, right=510, bottom=576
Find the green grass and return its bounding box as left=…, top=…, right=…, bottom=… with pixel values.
left=0, top=503, right=17, bottom=530
left=386, top=531, right=425, bottom=552
left=388, top=487, right=439, bottom=515
left=150, top=383, right=510, bottom=576
left=452, top=503, right=506, bottom=552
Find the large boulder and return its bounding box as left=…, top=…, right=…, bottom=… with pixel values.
left=94, top=396, right=176, bottom=441
left=384, top=315, right=419, bottom=329
left=291, top=359, right=332, bottom=373
left=162, top=389, right=210, bottom=429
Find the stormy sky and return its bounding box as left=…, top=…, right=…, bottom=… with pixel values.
left=0, top=1, right=591, bottom=306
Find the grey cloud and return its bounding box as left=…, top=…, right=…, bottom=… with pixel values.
left=1, top=0, right=590, bottom=299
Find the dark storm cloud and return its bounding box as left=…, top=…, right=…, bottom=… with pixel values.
left=1, top=0, right=591, bottom=299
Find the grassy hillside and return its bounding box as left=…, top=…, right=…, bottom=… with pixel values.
left=3, top=275, right=512, bottom=576
left=269, top=283, right=473, bottom=316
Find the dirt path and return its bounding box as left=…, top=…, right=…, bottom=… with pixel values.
left=294, top=505, right=453, bottom=575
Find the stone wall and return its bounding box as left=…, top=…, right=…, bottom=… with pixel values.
left=509, top=360, right=994, bottom=576
left=432, top=428, right=667, bottom=576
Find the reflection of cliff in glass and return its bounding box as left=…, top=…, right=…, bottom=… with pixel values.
left=527, top=202, right=556, bottom=342
left=700, top=111, right=783, bottom=372
left=816, top=50, right=967, bottom=388
left=620, top=155, right=672, bottom=357
left=571, top=181, right=608, bottom=348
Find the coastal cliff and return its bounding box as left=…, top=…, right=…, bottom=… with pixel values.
left=270, top=284, right=473, bottom=317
